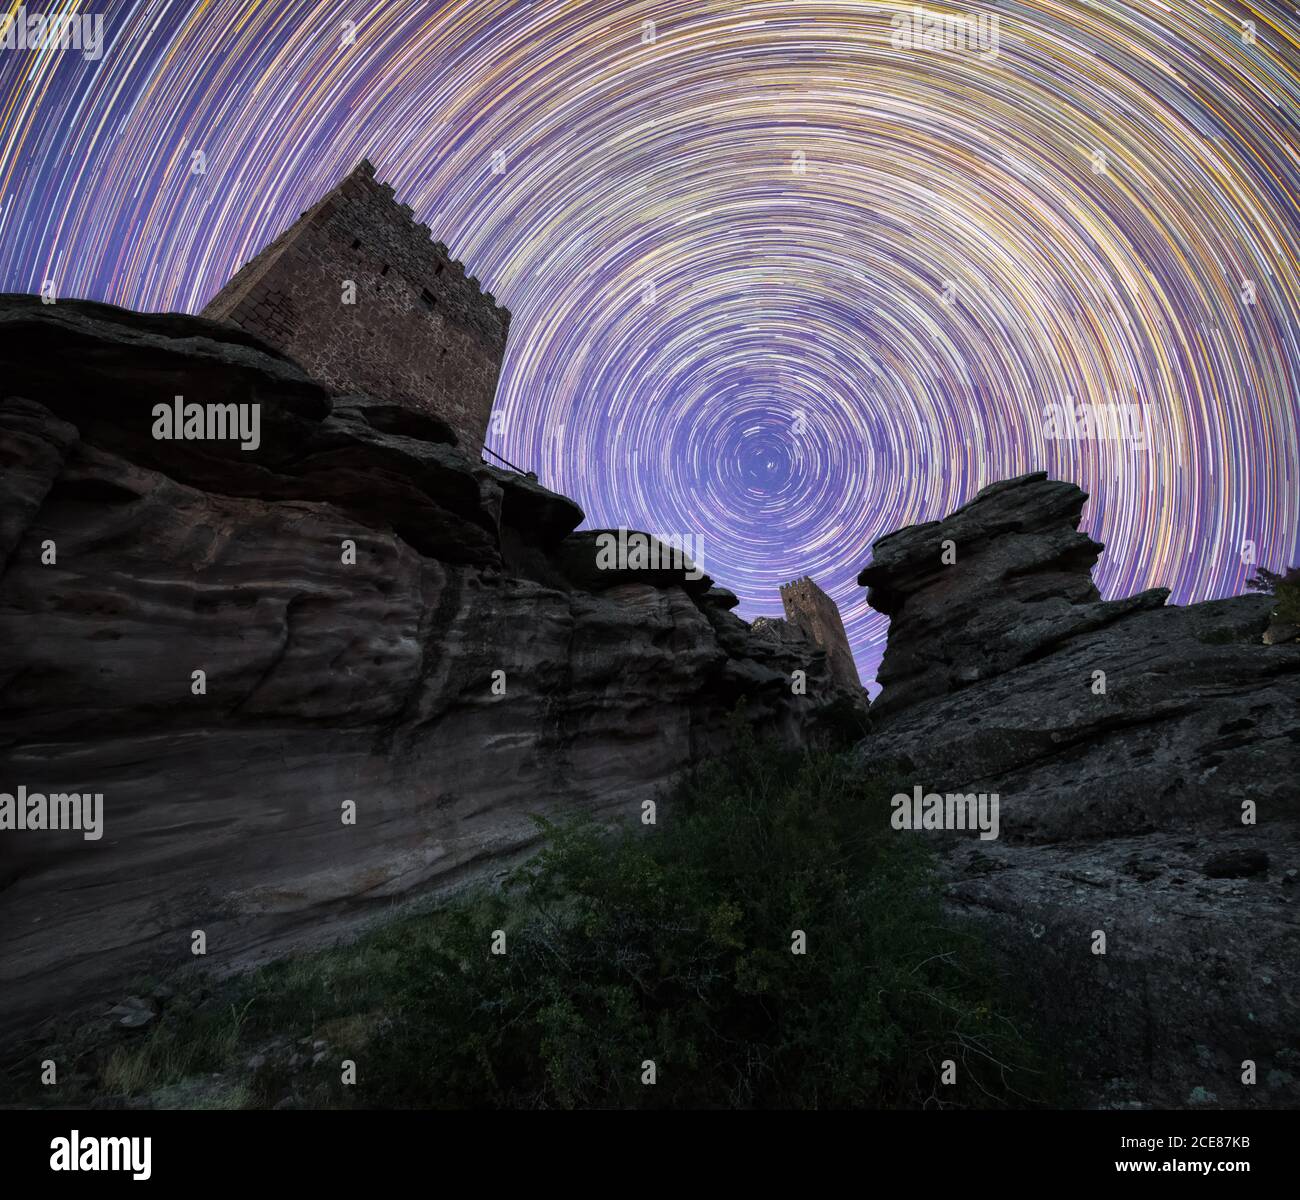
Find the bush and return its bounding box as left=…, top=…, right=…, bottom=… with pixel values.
left=1249, top=565, right=1300, bottom=625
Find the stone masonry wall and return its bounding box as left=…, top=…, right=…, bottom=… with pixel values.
left=780, top=575, right=862, bottom=692
left=202, top=160, right=508, bottom=454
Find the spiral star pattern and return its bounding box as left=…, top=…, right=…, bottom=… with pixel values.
left=2, top=1, right=1297, bottom=688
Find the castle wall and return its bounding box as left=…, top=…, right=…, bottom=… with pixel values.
left=780, top=576, right=863, bottom=692
left=201, top=160, right=508, bottom=454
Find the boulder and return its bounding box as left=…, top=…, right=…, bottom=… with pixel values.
left=855, top=471, right=1300, bottom=1107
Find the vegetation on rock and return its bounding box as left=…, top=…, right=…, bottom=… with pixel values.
left=1250, top=565, right=1300, bottom=627
left=13, top=723, right=1053, bottom=1110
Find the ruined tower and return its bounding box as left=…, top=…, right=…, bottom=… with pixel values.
left=780, top=576, right=863, bottom=692
left=202, top=159, right=508, bottom=454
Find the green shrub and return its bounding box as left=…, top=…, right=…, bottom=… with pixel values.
left=1249, top=565, right=1300, bottom=625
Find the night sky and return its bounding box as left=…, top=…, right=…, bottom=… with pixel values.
left=2, top=1, right=1298, bottom=688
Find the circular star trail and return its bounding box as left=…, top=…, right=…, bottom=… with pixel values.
left=2, top=1, right=1298, bottom=688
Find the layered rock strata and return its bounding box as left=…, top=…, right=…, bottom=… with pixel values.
left=856, top=472, right=1300, bottom=1107
left=0, top=296, right=859, bottom=1046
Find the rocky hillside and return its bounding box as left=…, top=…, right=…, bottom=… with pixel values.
left=0, top=296, right=859, bottom=1047
left=856, top=472, right=1300, bottom=1108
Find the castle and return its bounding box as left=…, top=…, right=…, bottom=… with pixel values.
left=780, top=576, right=862, bottom=692
left=200, top=164, right=861, bottom=696
left=202, top=159, right=508, bottom=454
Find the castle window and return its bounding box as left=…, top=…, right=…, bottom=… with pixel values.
left=380, top=263, right=389, bottom=275
left=435, top=262, right=445, bottom=277
left=421, top=288, right=437, bottom=310
left=351, top=238, right=361, bottom=250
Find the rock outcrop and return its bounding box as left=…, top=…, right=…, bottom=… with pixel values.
left=5, top=300, right=1292, bottom=1109
left=0, top=296, right=860, bottom=1049
left=856, top=472, right=1300, bottom=1108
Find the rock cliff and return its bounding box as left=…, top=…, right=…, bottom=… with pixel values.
left=0, top=296, right=859, bottom=1047
left=856, top=471, right=1300, bottom=1107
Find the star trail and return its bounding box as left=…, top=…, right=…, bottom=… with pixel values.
left=2, top=0, right=1298, bottom=686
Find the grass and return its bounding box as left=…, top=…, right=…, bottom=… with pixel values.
left=99, top=1000, right=253, bottom=1098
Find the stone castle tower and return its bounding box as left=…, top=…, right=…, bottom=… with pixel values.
left=780, top=576, right=862, bottom=692
left=202, top=159, right=508, bottom=454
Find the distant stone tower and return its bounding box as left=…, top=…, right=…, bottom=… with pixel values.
left=202, top=159, right=509, bottom=454
left=780, top=576, right=863, bottom=692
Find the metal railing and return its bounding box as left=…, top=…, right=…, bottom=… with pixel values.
left=480, top=444, right=536, bottom=478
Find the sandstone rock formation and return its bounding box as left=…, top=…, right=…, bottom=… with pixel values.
left=0, top=295, right=860, bottom=1049
left=855, top=471, right=1300, bottom=1108
left=5, top=299, right=1293, bottom=1110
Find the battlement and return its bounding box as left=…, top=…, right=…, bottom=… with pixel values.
left=202, top=158, right=508, bottom=453
left=780, top=575, right=821, bottom=598
left=779, top=575, right=862, bottom=692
